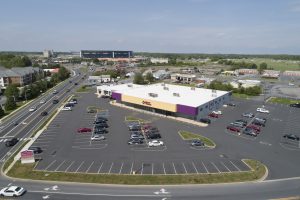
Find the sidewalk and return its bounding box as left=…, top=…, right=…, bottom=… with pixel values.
left=110, top=101, right=208, bottom=127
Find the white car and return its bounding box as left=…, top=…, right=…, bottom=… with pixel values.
left=61, top=106, right=72, bottom=111
left=212, top=110, right=222, bottom=115
left=0, top=186, right=26, bottom=197
left=91, top=135, right=105, bottom=141
left=257, top=107, right=269, bottom=113
left=148, top=140, right=164, bottom=147
left=39, top=99, right=45, bottom=104
left=29, top=107, right=36, bottom=112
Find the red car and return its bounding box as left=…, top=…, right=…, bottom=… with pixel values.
left=208, top=113, right=219, bottom=118
left=226, top=125, right=240, bottom=132
left=246, top=124, right=260, bottom=133
left=77, top=128, right=92, bottom=133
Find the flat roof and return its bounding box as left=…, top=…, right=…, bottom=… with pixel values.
left=105, top=83, right=229, bottom=107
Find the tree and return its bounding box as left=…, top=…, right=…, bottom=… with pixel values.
left=133, top=73, right=145, bottom=85
left=4, top=84, right=19, bottom=99
left=4, top=96, right=17, bottom=111
left=145, top=72, right=155, bottom=83
left=259, top=62, right=268, bottom=70
left=0, top=106, right=5, bottom=118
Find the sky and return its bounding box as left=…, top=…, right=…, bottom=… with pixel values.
left=1, top=0, right=300, bottom=54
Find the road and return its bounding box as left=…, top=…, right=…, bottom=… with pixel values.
left=0, top=66, right=299, bottom=199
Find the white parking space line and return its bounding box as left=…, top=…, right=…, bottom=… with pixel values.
left=172, top=162, right=177, bottom=174
left=108, top=162, right=114, bottom=174
left=211, top=162, right=220, bottom=173
left=45, top=160, right=57, bottom=171
left=182, top=163, right=188, bottom=174
left=163, top=163, right=166, bottom=175
left=230, top=161, right=241, bottom=171
left=130, top=162, right=134, bottom=174
left=151, top=163, right=154, bottom=175
left=119, top=162, right=124, bottom=174
left=97, top=162, right=103, bottom=174
left=221, top=161, right=231, bottom=172
left=65, top=161, right=75, bottom=172
left=192, top=162, right=199, bottom=174
left=3, top=139, right=7, bottom=142
left=0, top=139, right=3, bottom=142
left=55, top=160, right=66, bottom=171
left=75, top=161, right=85, bottom=173
left=202, top=161, right=208, bottom=173
left=86, top=161, right=94, bottom=173
left=141, top=163, right=144, bottom=175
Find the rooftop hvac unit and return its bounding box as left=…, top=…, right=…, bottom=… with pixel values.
left=127, top=84, right=133, bottom=87
left=163, top=87, right=169, bottom=90
left=173, top=93, right=180, bottom=97
left=191, top=87, right=195, bottom=90
left=148, top=93, right=158, bottom=97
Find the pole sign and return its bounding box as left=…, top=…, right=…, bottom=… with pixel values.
left=21, top=150, right=35, bottom=164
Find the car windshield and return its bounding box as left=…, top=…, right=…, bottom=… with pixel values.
left=15, top=187, right=21, bottom=191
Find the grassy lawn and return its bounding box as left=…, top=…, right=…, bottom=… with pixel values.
left=178, top=130, right=215, bottom=147
left=76, top=86, right=92, bottom=93
left=267, top=97, right=300, bottom=105
left=232, top=93, right=253, bottom=99
left=125, top=116, right=148, bottom=123
left=7, top=159, right=266, bottom=185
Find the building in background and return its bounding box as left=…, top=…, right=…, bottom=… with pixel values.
left=230, top=79, right=261, bottom=88
left=152, top=70, right=170, bottom=80
left=261, top=70, right=280, bottom=79
left=150, top=58, right=169, bottom=64
left=43, top=49, right=54, bottom=58
left=100, top=83, right=230, bottom=120
left=282, top=71, right=300, bottom=77
left=80, top=50, right=133, bottom=61
left=170, top=73, right=196, bottom=83
left=88, top=75, right=112, bottom=85
left=235, top=69, right=259, bottom=75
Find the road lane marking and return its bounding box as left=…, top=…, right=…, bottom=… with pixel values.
left=45, top=160, right=57, bottom=171
left=202, top=161, right=208, bottom=173
left=75, top=161, right=85, bottom=173
left=65, top=161, right=75, bottom=172
left=108, top=162, right=114, bottom=174
left=182, top=163, right=187, bottom=174
left=54, top=160, right=66, bottom=172
left=211, top=162, right=220, bottom=173
left=86, top=161, right=94, bottom=173
left=97, top=162, right=103, bottom=174
left=192, top=162, right=199, bottom=174
left=172, top=162, right=177, bottom=174
left=230, top=160, right=241, bottom=171
left=130, top=162, right=134, bottom=174
left=119, top=162, right=124, bottom=174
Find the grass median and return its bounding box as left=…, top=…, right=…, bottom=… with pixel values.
left=267, top=97, right=300, bottom=105
left=125, top=116, right=148, bottom=123
left=7, top=159, right=266, bottom=185
left=179, top=130, right=215, bottom=147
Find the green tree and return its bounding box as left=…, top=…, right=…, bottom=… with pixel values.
left=258, top=62, right=268, bottom=74
left=0, top=106, right=5, bottom=118
left=4, top=84, right=19, bottom=99
left=4, top=96, right=17, bottom=111
left=145, top=72, right=155, bottom=83
left=133, top=73, right=145, bottom=85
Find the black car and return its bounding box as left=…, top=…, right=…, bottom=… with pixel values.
left=199, top=118, right=211, bottom=124
left=52, top=99, right=59, bottom=104
left=96, top=116, right=108, bottom=121
left=5, top=138, right=18, bottom=147
left=283, top=134, right=300, bottom=141
left=127, top=139, right=143, bottom=145
left=87, top=109, right=97, bottom=113
left=191, top=140, right=204, bottom=146
left=235, top=119, right=247, bottom=126
left=94, top=129, right=108, bottom=134
left=290, top=103, right=300, bottom=108
left=252, top=120, right=265, bottom=127
left=94, top=122, right=108, bottom=128
left=227, top=103, right=236, bottom=107
left=243, top=128, right=257, bottom=137
left=94, top=118, right=107, bottom=123
left=147, top=133, right=162, bottom=139
left=129, top=125, right=141, bottom=131
left=41, top=111, right=48, bottom=116
left=69, top=80, right=72, bottom=83
left=29, top=146, right=42, bottom=154
left=74, top=83, right=78, bottom=85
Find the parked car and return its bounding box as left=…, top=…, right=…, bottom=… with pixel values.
left=128, top=125, right=141, bottom=131
left=212, top=110, right=222, bottom=115
left=65, top=103, right=75, bottom=107
left=246, top=124, right=261, bottom=133
left=91, top=135, right=105, bottom=141
left=62, top=106, right=72, bottom=111
left=144, top=127, right=159, bottom=134
left=87, top=109, right=97, bottom=113
left=257, top=107, right=269, bottom=113
left=226, top=125, right=240, bottom=132
left=243, top=128, right=258, bottom=137
left=128, top=138, right=143, bottom=145
left=52, top=99, right=59, bottom=104
left=230, top=122, right=245, bottom=128
left=28, top=146, right=42, bottom=154
left=5, top=138, right=19, bottom=147
left=199, top=118, right=211, bottom=124
left=235, top=119, right=247, bottom=126
left=208, top=113, right=219, bottom=118
left=254, top=117, right=267, bottom=124
left=283, top=134, right=300, bottom=141
left=130, top=134, right=144, bottom=140
left=52, top=90, right=58, bottom=94
left=29, top=107, right=36, bottom=112
left=77, top=127, right=92, bottom=133
left=290, top=103, right=300, bottom=108
left=39, top=99, right=45, bottom=104
left=74, top=82, right=78, bottom=85
left=69, top=99, right=77, bottom=104
left=94, top=121, right=108, bottom=128
left=242, top=112, right=254, bottom=118
left=252, top=120, right=265, bottom=127
left=40, top=111, right=48, bottom=116
left=96, top=116, right=108, bottom=121
left=0, top=186, right=26, bottom=197
left=148, top=140, right=164, bottom=147
left=147, top=133, right=162, bottom=139
left=191, top=140, right=204, bottom=146
left=227, top=103, right=236, bottom=107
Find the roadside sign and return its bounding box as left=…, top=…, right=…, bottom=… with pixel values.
left=21, top=150, right=35, bottom=164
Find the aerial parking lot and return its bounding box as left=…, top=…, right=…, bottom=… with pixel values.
left=29, top=89, right=300, bottom=179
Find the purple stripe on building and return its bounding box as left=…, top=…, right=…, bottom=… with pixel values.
left=177, top=104, right=198, bottom=116
left=111, top=92, right=122, bottom=101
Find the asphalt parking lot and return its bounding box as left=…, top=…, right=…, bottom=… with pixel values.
left=30, top=90, right=300, bottom=178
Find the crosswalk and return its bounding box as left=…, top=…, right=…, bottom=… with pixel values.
left=0, top=138, right=30, bottom=143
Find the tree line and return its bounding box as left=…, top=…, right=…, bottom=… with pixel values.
left=207, top=81, right=262, bottom=96
left=0, top=54, right=32, bottom=68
